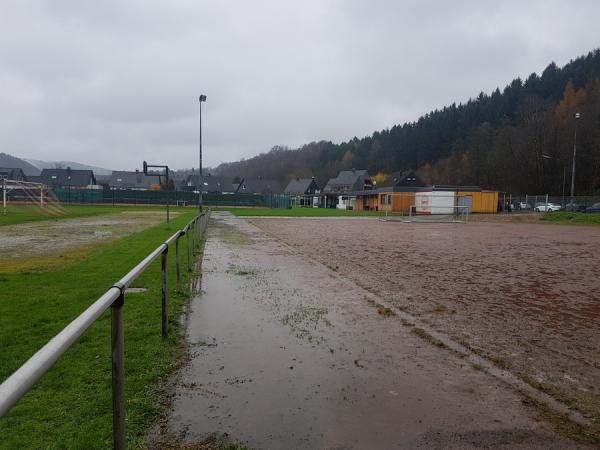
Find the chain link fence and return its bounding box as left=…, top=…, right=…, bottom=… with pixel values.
left=52, top=188, right=292, bottom=209
left=500, top=194, right=600, bottom=213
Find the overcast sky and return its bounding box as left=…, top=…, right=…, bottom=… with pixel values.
left=1, top=1, right=599, bottom=170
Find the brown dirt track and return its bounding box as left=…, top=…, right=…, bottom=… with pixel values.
left=251, top=218, right=600, bottom=435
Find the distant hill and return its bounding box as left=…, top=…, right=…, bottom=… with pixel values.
left=215, top=48, right=600, bottom=195
left=0, top=153, right=40, bottom=175
left=24, top=158, right=113, bottom=176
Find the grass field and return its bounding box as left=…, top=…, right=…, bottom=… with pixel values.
left=0, top=207, right=202, bottom=449
left=541, top=211, right=600, bottom=225
left=0, top=204, right=190, bottom=227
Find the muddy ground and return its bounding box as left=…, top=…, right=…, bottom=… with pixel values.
left=0, top=210, right=170, bottom=264
left=252, top=218, right=600, bottom=432
left=152, top=213, right=590, bottom=449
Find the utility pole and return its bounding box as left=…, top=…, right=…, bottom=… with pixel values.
left=199, top=95, right=207, bottom=212
left=570, top=112, right=580, bottom=205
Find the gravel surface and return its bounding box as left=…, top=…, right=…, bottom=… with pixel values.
left=252, top=218, right=600, bottom=429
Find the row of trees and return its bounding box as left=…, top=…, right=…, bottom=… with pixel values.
left=215, top=49, right=600, bottom=195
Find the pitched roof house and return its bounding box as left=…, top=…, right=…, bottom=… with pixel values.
left=284, top=177, right=320, bottom=195
left=323, top=169, right=372, bottom=193
left=236, top=177, right=283, bottom=194
left=380, top=170, right=426, bottom=191
left=0, top=167, right=27, bottom=181
left=183, top=174, right=238, bottom=193
left=40, top=168, right=96, bottom=188
left=110, top=170, right=161, bottom=190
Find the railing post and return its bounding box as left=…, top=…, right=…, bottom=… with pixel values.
left=192, top=219, right=197, bottom=254
left=161, top=247, right=169, bottom=338
left=111, top=290, right=126, bottom=450
left=186, top=230, right=191, bottom=273
left=175, top=234, right=182, bottom=292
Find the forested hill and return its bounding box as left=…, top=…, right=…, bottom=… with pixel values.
left=215, top=49, right=600, bottom=195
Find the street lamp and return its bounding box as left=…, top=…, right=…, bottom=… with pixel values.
left=570, top=112, right=581, bottom=205
left=199, top=94, right=207, bottom=212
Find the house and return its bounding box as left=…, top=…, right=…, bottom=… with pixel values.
left=355, top=170, right=427, bottom=211
left=110, top=170, right=161, bottom=190
left=382, top=170, right=426, bottom=189
left=236, top=177, right=283, bottom=195
left=0, top=167, right=27, bottom=181
left=284, top=177, right=320, bottom=196
left=319, top=169, right=373, bottom=209
left=40, top=168, right=96, bottom=188
left=323, top=169, right=372, bottom=193
left=284, top=177, right=320, bottom=206
left=183, top=174, right=238, bottom=194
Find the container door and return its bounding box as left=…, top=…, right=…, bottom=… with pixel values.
left=458, top=195, right=472, bottom=214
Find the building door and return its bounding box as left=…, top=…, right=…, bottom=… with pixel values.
left=457, top=195, right=472, bottom=214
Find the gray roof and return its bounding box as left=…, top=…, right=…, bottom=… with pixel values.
left=0, top=167, right=27, bottom=180
left=237, top=177, right=283, bottom=194
left=323, top=170, right=370, bottom=193
left=284, top=178, right=319, bottom=195
left=110, top=171, right=161, bottom=189
left=379, top=170, right=426, bottom=189
left=40, top=168, right=96, bottom=187
left=184, top=174, right=237, bottom=193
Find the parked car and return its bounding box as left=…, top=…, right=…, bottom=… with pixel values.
left=510, top=201, right=530, bottom=211
left=585, top=202, right=600, bottom=213
left=534, top=202, right=562, bottom=212
left=565, top=202, right=586, bottom=212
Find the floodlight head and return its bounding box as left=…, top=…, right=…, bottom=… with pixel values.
left=574, top=112, right=581, bottom=119
left=143, top=160, right=148, bottom=175
left=199, top=94, right=207, bottom=102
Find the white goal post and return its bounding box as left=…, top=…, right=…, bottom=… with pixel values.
left=408, top=204, right=470, bottom=223
left=2, top=179, right=48, bottom=214
left=378, top=191, right=471, bottom=223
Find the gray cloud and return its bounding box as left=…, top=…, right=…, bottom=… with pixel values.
left=1, top=0, right=599, bottom=170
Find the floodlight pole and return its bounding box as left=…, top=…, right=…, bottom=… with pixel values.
left=198, top=95, right=206, bottom=212
left=570, top=112, right=580, bottom=206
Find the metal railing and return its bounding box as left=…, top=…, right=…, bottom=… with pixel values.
left=0, top=210, right=211, bottom=449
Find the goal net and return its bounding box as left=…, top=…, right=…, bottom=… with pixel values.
left=378, top=192, right=470, bottom=223
left=2, top=179, right=65, bottom=216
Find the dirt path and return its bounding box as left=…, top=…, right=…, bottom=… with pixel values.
left=153, top=213, right=586, bottom=449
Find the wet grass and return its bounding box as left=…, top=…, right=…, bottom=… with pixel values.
left=410, top=327, right=447, bottom=349
left=366, top=298, right=396, bottom=317
left=521, top=396, right=600, bottom=445
left=0, top=241, right=110, bottom=273
left=0, top=203, right=179, bottom=226
left=0, top=210, right=202, bottom=449
left=519, top=374, right=600, bottom=444
left=281, top=305, right=331, bottom=341
left=541, top=211, right=600, bottom=226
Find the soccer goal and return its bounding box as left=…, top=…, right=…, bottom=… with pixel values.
left=1, top=178, right=64, bottom=215
left=378, top=192, right=470, bottom=223
left=407, top=204, right=470, bottom=223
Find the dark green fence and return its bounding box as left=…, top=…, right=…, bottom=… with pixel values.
left=53, top=188, right=291, bottom=209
